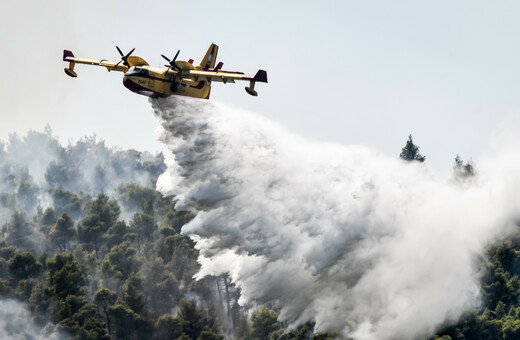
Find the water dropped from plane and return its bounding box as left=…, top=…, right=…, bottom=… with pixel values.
left=152, top=96, right=520, bottom=340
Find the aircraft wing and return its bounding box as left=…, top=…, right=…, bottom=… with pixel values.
left=186, top=69, right=268, bottom=84
left=63, top=50, right=128, bottom=77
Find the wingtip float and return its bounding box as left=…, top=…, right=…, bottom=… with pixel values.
left=63, top=43, right=268, bottom=99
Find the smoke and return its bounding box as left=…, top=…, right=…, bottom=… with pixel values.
left=152, top=97, right=520, bottom=339
left=0, top=299, right=63, bottom=339
left=0, top=129, right=164, bottom=220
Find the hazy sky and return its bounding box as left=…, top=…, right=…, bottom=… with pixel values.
left=2, top=1, right=520, bottom=176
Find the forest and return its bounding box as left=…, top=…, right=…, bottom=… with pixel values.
left=0, top=129, right=334, bottom=340
left=0, top=130, right=519, bottom=340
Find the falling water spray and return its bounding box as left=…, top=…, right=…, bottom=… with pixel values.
left=152, top=97, right=520, bottom=339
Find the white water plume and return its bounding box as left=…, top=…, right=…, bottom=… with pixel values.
left=152, top=97, right=520, bottom=339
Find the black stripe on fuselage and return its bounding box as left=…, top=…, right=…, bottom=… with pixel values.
left=126, top=70, right=207, bottom=90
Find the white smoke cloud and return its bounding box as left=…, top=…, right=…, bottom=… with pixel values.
left=0, top=299, right=63, bottom=339
left=152, top=97, right=520, bottom=340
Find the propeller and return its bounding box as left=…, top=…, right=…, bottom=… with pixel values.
left=161, top=50, right=182, bottom=73
left=113, top=46, right=135, bottom=70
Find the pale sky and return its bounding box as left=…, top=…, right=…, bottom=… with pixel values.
left=2, top=1, right=520, bottom=177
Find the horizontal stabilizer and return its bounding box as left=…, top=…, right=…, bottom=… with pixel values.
left=64, top=68, right=77, bottom=77
left=245, top=87, right=258, bottom=96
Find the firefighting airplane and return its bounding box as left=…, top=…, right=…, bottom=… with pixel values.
left=63, top=43, right=267, bottom=99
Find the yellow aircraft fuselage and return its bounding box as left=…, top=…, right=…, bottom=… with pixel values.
left=123, top=65, right=211, bottom=99
left=63, top=44, right=267, bottom=99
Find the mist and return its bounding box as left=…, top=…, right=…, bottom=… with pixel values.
left=0, top=299, right=63, bottom=339
left=152, top=97, right=520, bottom=340
left=0, top=129, right=164, bottom=222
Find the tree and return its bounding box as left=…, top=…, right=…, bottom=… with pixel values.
left=94, top=288, right=118, bottom=335
left=40, top=207, right=57, bottom=234
left=56, top=295, right=108, bottom=339
left=106, top=220, right=129, bottom=250
left=0, top=243, right=18, bottom=260
left=198, top=330, right=224, bottom=340
left=235, top=312, right=251, bottom=340
left=123, top=274, right=149, bottom=316
left=130, top=210, right=157, bottom=252
left=2, top=210, right=35, bottom=251
left=481, top=241, right=520, bottom=310
left=503, top=317, right=520, bottom=340
left=453, top=155, right=475, bottom=180
left=162, top=202, right=195, bottom=234
left=77, top=193, right=121, bottom=258
left=108, top=303, right=155, bottom=340
left=156, top=234, right=198, bottom=281
left=8, top=252, right=42, bottom=280
left=251, top=306, right=280, bottom=340
left=155, top=314, right=181, bottom=340
left=47, top=253, right=87, bottom=300
left=15, top=279, right=35, bottom=302
left=116, top=183, right=171, bottom=220
left=58, top=294, right=89, bottom=322
left=28, top=282, right=53, bottom=324
left=102, top=241, right=140, bottom=281
left=50, top=187, right=84, bottom=219
left=78, top=313, right=110, bottom=340
left=45, top=160, right=73, bottom=188
left=107, top=303, right=138, bottom=339
left=142, top=256, right=180, bottom=317
left=49, top=213, right=75, bottom=251
left=176, top=299, right=206, bottom=340
left=399, top=135, right=425, bottom=162
left=16, top=172, right=39, bottom=211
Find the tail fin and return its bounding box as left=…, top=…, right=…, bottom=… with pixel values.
left=63, top=49, right=77, bottom=77
left=63, top=49, right=75, bottom=61
left=200, top=43, right=219, bottom=69
left=253, top=70, right=268, bottom=83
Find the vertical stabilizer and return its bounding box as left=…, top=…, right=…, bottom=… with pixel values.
left=200, top=43, right=219, bottom=69
left=63, top=49, right=77, bottom=77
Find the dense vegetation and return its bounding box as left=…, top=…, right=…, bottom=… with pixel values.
left=0, top=130, right=333, bottom=340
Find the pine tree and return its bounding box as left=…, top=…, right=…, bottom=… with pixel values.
left=453, top=155, right=475, bottom=179
left=399, top=135, right=425, bottom=162
left=49, top=213, right=75, bottom=252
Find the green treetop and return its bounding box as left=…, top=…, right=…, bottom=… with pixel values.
left=399, top=134, right=425, bottom=162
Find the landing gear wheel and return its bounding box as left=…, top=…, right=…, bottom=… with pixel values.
left=171, top=82, right=178, bottom=93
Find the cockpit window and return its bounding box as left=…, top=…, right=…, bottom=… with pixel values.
left=125, top=67, right=149, bottom=77
left=136, top=68, right=149, bottom=75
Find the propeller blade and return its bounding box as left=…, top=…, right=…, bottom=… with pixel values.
left=161, top=50, right=182, bottom=73
left=162, top=50, right=182, bottom=72
left=113, top=60, right=122, bottom=70
left=115, top=46, right=135, bottom=67
left=172, top=50, right=181, bottom=71
left=161, top=54, right=171, bottom=63
left=172, top=49, right=180, bottom=63
left=125, top=48, right=135, bottom=59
